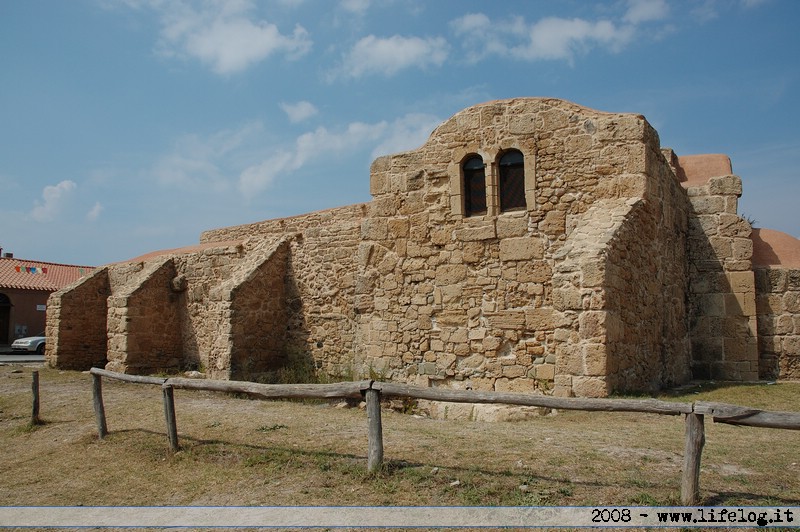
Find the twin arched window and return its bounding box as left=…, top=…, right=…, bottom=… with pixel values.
left=462, top=149, right=526, bottom=217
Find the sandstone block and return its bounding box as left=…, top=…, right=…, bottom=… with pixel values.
left=553, top=378, right=574, bottom=398
left=785, top=292, right=800, bottom=313
left=731, top=238, right=753, bottom=261
left=788, top=270, right=800, bottom=291
left=579, top=311, right=607, bottom=341
left=430, top=228, right=450, bottom=246
left=583, top=343, right=606, bottom=375
left=459, top=354, right=485, bottom=369
left=437, top=353, right=457, bottom=370
left=517, top=261, right=552, bottom=283
left=496, top=215, right=528, bottom=239
left=708, top=175, right=742, bottom=196
left=726, top=271, right=754, bottom=293
left=419, top=361, right=437, bottom=375
left=361, top=219, right=388, bottom=240
left=499, top=237, right=544, bottom=261
left=552, top=285, right=582, bottom=311
left=387, top=217, right=410, bottom=238
left=689, top=195, right=725, bottom=215
left=718, top=214, right=751, bottom=238
left=556, top=343, right=583, bottom=375
left=461, top=241, right=484, bottom=263
left=580, top=260, right=604, bottom=287
left=468, top=327, right=487, bottom=340
left=784, top=336, right=800, bottom=355
left=755, top=268, right=785, bottom=293
left=435, top=264, right=467, bottom=285
left=457, top=224, right=496, bottom=241
left=725, top=292, right=756, bottom=317
left=369, top=168, right=389, bottom=195
left=571, top=376, right=608, bottom=398
left=540, top=210, right=566, bottom=235
left=369, top=196, right=396, bottom=217
left=486, top=311, right=526, bottom=330
left=435, top=311, right=467, bottom=327
left=535, top=363, right=555, bottom=380
left=501, top=365, right=526, bottom=378
left=494, top=377, right=535, bottom=393
left=466, top=376, right=495, bottom=391
left=525, top=308, right=557, bottom=331
left=482, top=335, right=502, bottom=351
left=708, top=236, right=732, bottom=259
left=508, top=113, right=536, bottom=135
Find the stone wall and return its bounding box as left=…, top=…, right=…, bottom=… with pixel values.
left=678, top=155, right=759, bottom=381
left=106, top=258, right=182, bottom=374
left=224, top=239, right=290, bottom=380
left=359, top=98, right=693, bottom=397
left=46, top=97, right=800, bottom=396
left=201, top=204, right=367, bottom=379
left=169, top=241, right=249, bottom=377
left=45, top=268, right=110, bottom=369
left=755, top=268, right=800, bottom=379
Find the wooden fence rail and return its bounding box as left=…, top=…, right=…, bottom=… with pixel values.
left=88, top=368, right=800, bottom=506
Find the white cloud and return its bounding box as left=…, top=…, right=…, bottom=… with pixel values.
left=238, top=112, right=442, bottom=196
left=624, top=0, right=669, bottom=24
left=280, top=100, right=318, bottom=123
left=452, top=3, right=673, bottom=64
left=337, top=34, right=449, bottom=78
left=154, top=153, right=223, bottom=188
left=238, top=151, right=296, bottom=196
left=515, top=17, right=632, bottom=61
left=239, top=121, right=387, bottom=195
left=153, top=122, right=263, bottom=190
left=450, top=12, right=491, bottom=34
left=137, top=0, right=312, bottom=74
left=30, top=180, right=77, bottom=222
left=371, top=113, right=441, bottom=159
left=86, top=202, right=104, bottom=222
left=295, top=122, right=387, bottom=162
left=340, top=0, right=370, bottom=14
left=449, top=13, right=504, bottom=62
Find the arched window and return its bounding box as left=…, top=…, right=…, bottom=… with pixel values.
left=463, top=155, right=486, bottom=217
left=499, top=149, right=526, bottom=212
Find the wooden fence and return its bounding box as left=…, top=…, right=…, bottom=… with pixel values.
left=89, top=368, right=800, bottom=506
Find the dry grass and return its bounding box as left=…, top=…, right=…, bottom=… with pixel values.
left=0, top=364, right=798, bottom=508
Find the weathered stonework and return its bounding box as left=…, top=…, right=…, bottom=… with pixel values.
left=673, top=153, right=760, bottom=381
left=46, top=98, right=800, bottom=396
left=752, top=228, right=800, bottom=381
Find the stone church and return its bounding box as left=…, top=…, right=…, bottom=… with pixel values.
left=45, top=98, right=800, bottom=397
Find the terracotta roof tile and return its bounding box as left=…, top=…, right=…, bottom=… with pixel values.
left=0, top=257, right=94, bottom=292
left=752, top=228, right=800, bottom=268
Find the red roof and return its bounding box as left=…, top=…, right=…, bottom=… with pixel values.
left=752, top=228, right=800, bottom=268
left=0, top=257, right=94, bottom=292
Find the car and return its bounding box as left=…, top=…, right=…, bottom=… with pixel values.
left=11, top=333, right=46, bottom=356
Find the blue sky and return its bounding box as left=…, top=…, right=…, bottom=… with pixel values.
left=1, top=0, right=798, bottom=266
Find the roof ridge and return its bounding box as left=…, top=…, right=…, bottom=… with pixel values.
left=0, top=257, right=95, bottom=269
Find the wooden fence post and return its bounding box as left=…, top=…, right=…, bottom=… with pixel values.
left=681, top=412, right=705, bottom=505
left=365, top=388, right=384, bottom=472
left=92, top=372, right=108, bottom=438
left=162, top=384, right=179, bottom=452
left=30, top=370, right=41, bottom=425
